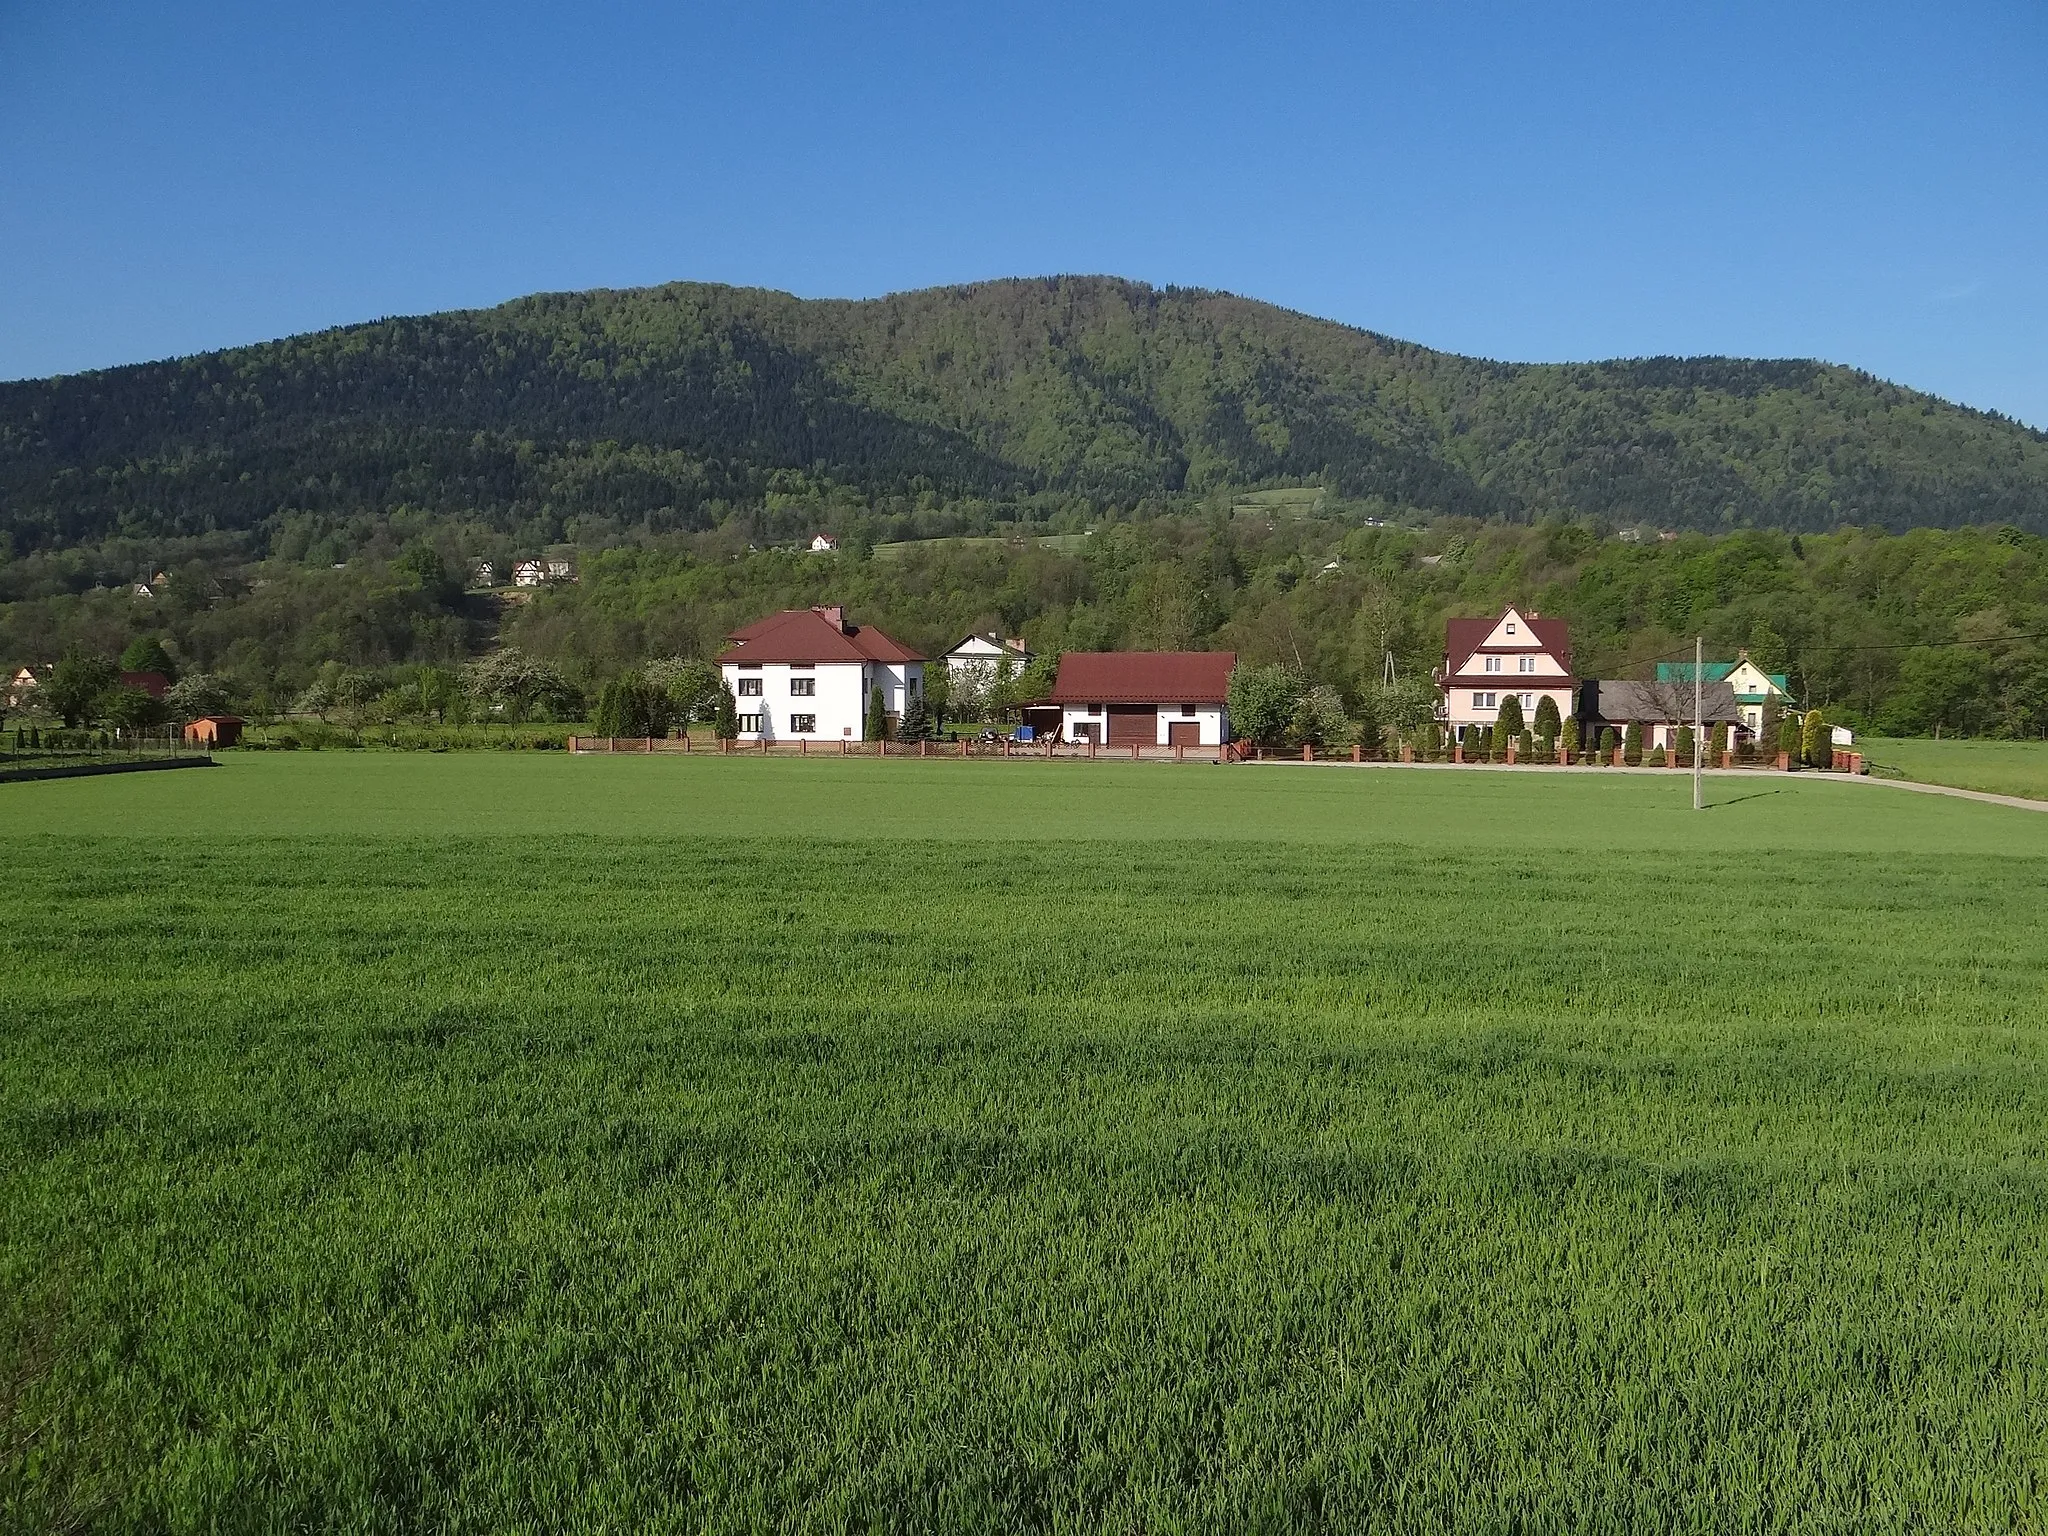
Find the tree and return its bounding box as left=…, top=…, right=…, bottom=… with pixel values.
left=1623, top=721, right=1643, bottom=766
left=1758, top=693, right=1781, bottom=755
left=166, top=672, right=233, bottom=719
left=1599, top=725, right=1618, bottom=759
left=1517, top=729, right=1534, bottom=762
left=593, top=672, right=666, bottom=738
left=105, top=686, right=170, bottom=732
left=1496, top=693, right=1526, bottom=738
left=1226, top=664, right=1298, bottom=750
left=865, top=686, right=888, bottom=742
left=1801, top=709, right=1830, bottom=767
left=394, top=540, right=461, bottom=606
left=332, top=672, right=380, bottom=735
left=645, top=657, right=721, bottom=722
left=1288, top=685, right=1352, bottom=753
left=714, top=681, right=740, bottom=741
left=462, top=647, right=580, bottom=723
left=1778, top=716, right=1802, bottom=761
left=119, top=635, right=177, bottom=681
left=44, top=651, right=118, bottom=728
left=898, top=692, right=932, bottom=742
left=1533, top=694, right=1561, bottom=747
left=1562, top=715, right=1580, bottom=756
left=921, top=663, right=952, bottom=729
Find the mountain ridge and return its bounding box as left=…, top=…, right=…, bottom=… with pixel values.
left=5, top=275, right=2046, bottom=555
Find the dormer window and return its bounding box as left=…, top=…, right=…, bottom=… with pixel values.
left=1506, top=621, right=1517, bottom=635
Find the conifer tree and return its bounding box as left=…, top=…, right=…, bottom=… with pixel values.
left=1623, top=721, right=1643, bottom=766
left=865, top=687, right=889, bottom=742
left=714, top=681, right=739, bottom=741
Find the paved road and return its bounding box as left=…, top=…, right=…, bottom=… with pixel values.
left=1255, top=757, right=2048, bottom=813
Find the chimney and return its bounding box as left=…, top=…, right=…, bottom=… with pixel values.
left=814, top=605, right=847, bottom=632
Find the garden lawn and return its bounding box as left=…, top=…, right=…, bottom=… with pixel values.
left=4, top=756, right=2047, bottom=1531
left=1864, top=735, right=2048, bottom=802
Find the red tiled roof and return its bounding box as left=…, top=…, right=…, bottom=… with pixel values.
left=1442, top=611, right=1573, bottom=675
left=120, top=670, right=170, bottom=699
left=1046, top=651, right=1236, bottom=704
left=717, top=607, right=924, bottom=664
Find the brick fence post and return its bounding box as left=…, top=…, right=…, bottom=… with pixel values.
left=1453, top=744, right=1464, bottom=764
left=1402, top=744, right=1414, bottom=764
left=1352, top=744, right=1362, bottom=763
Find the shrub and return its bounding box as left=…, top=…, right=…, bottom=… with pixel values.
left=1801, top=710, right=1829, bottom=768
left=1496, top=694, right=1526, bottom=738
left=1562, top=716, right=1581, bottom=756
left=716, top=682, right=740, bottom=741
left=1599, top=726, right=1617, bottom=760
left=1517, top=730, right=1534, bottom=762
left=1649, top=746, right=1667, bottom=767
left=1533, top=695, right=1561, bottom=741
left=1227, top=664, right=1299, bottom=751
left=1623, top=722, right=1643, bottom=766
left=1674, top=725, right=1695, bottom=767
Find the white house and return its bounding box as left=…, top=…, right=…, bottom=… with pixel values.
left=940, top=632, right=1032, bottom=687
left=512, top=557, right=575, bottom=588
left=717, top=605, right=925, bottom=741
left=810, top=533, right=841, bottom=553
left=1438, top=607, right=1576, bottom=744
left=1043, top=651, right=1234, bottom=746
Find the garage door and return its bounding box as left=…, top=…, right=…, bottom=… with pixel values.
left=1107, top=705, right=1156, bottom=746
left=1167, top=719, right=1202, bottom=747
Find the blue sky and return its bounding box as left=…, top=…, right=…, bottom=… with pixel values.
left=3, top=1, right=2045, bottom=425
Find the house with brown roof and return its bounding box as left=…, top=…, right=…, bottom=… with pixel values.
left=716, top=606, right=925, bottom=741
left=1043, top=651, right=1236, bottom=746
left=1438, top=607, right=1575, bottom=745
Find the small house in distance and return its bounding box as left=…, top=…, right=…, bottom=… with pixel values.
left=183, top=715, right=244, bottom=748
left=1579, top=680, right=1743, bottom=754
left=717, top=605, right=925, bottom=741
left=1438, top=607, right=1575, bottom=746
left=512, top=557, right=575, bottom=587
left=1043, top=652, right=1235, bottom=746
left=810, top=533, right=841, bottom=553
left=120, top=670, right=171, bottom=700
left=941, top=633, right=1033, bottom=684
left=1656, top=653, right=1793, bottom=740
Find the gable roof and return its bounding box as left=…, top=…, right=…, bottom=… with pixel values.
left=1656, top=660, right=1790, bottom=691
left=1584, top=680, right=1742, bottom=723
left=1443, top=610, right=1573, bottom=674
left=717, top=607, right=924, bottom=664
left=942, top=632, right=1032, bottom=660
left=1047, top=651, right=1236, bottom=704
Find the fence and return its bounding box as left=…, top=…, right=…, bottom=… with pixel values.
left=565, top=735, right=1871, bottom=773
left=0, top=729, right=211, bottom=783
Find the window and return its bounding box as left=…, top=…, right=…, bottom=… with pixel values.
left=789, top=714, right=816, bottom=734
left=1519, top=693, right=1534, bottom=709
left=1474, top=692, right=1496, bottom=709
left=737, top=714, right=763, bottom=734
left=1181, top=704, right=1197, bottom=717
left=789, top=677, right=815, bottom=697
left=1518, top=656, right=1535, bottom=673
left=736, top=677, right=763, bottom=697
left=1506, top=621, right=1517, bottom=634
left=1484, top=656, right=1501, bottom=673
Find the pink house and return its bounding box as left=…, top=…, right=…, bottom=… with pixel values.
left=1438, top=607, right=1576, bottom=746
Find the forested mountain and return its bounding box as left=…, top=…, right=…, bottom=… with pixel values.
left=5, top=276, right=2047, bottom=566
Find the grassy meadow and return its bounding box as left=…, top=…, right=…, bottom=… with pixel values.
left=1864, top=735, right=2048, bottom=802
left=5, top=756, right=2048, bottom=1530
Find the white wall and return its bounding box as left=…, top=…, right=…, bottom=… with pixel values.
left=1443, top=686, right=1573, bottom=735
left=1058, top=703, right=1226, bottom=745
left=722, top=659, right=923, bottom=740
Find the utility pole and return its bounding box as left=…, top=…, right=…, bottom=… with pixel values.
left=1693, top=634, right=1704, bottom=811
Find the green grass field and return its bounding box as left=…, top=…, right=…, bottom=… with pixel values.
left=1865, top=735, right=2048, bottom=801
left=5, top=758, right=2048, bottom=1530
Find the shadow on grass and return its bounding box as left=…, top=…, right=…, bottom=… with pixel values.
left=1704, top=789, right=1786, bottom=810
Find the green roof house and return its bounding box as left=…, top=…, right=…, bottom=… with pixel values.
left=1655, top=653, right=1793, bottom=739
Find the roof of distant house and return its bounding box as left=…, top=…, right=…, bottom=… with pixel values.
left=718, top=606, right=924, bottom=664
left=1046, top=651, right=1236, bottom=704
left=1443, top=611, right=1573, bottom=674
left=120, top=670, right=170, bottom=698
left=1655, top=660, right=1790, bottom=692
left=1584, top=680, right=1742, bottom=722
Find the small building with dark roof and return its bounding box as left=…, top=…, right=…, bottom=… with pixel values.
left=716, top=606, right=925, bottom=741
left=183, top=715, right=244, bottom=748
left=1579, top=680, right=1744, bottom=754
left=1043, top=651, right=1236, bottom=746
